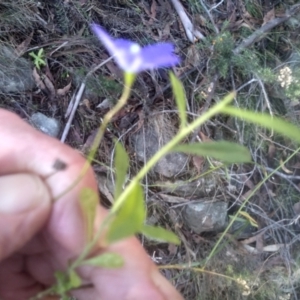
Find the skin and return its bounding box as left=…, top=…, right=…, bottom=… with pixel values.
left=0, top=109, right=184, bottom=300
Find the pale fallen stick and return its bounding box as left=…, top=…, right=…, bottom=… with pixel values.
left=243, top=243, right=285, bottom=254
left=169, top=0, right=205, bottom=43
left=60, top=56, right=113, bottom=142
left=234, top=4, right=300, bottom=55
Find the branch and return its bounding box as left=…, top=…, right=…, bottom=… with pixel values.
left=233, top=4, right=300, bottom=55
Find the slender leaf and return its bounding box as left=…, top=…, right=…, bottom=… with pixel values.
left=54, top=270, right=81, bottom=295
left=82, top=252, right=124, bottom=268
left=114, top=142, right=129, bottom=200
left=107, top=182, right=145, bottom=244
left=170, top=72, right=187, bottom=129
left=238, top=211, right=258, bottom=228
left=68, top=270, right=81, bottom=289
left=142, top=225, right=180, bottom=245
left=54, top=271, right=68, bottom=295
left=79, top=188, right=98, bottom=242
left=222, top=106, right=300, bottom=144
left=173, top=141, right=251, bottom=163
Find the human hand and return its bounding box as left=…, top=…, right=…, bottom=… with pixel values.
left=0, top=109, right=183, bottom=300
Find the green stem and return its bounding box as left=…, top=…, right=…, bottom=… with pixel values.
left=203, top=146, right=300, bottom=268
left=111, top=92, right=235, bottom=213
left=67, top=77, right=134, bottom=270
left=54, top=75, right=133, bottom=201
left=69, top=91, right=235, bottom=271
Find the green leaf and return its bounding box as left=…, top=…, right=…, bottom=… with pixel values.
left=82, top=252, right=124, bottom=268
left=68, top=270, right=81, bottom=289
left=141, top=225, right=180, bottom=245
left=170, top=72, right=187, bottom=129
left=222, top=106, right=300, bottom=144
left=54, top=271, right=68, bottom=294
left=238, top=211, right=258, bottom=228
left=107, top=182, right=145, bottom=244
left=79, top=188, right=98, bottom=242
left=173, top=141, right=251, bottom=163
left=114, top=142, right=129, bottom=200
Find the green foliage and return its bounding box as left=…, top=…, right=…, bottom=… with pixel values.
left=53, top=270, right=81, bottom=298
left=114, top=142, right=129, bottom=200
left=82, top=252, right=124, bottom=268
left=210, top=32, right=235, bottom=78
left=106, top=182, right=146, bottom=243
left=95, top=74, right=123, bottom=102
left=173, top=141, right=252, bottom=163
left=170, top=72, right=187, bottom=129
left=79, top=188, right=98, bottom=242
left=141, top=225, right=180, bottom=244
left=244, top=0, right=263, bottom=19
left=222, top=106, right=300, bottom=144
left=48, top=70, right=300, bottom=299
left=29, top=48, right=46, bottom=70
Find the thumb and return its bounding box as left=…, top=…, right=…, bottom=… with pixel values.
left=0, top=173, right=51, bottom=261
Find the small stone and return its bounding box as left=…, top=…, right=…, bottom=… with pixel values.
left=0, top=46, right=35, bottom=93
left=30, top=113, right=61, bottom=138
left=130, top=120, right=188, bottom=178
left=183, top=201, right=228, bottom=234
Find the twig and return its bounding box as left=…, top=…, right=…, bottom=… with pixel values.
left=209, top=0, right=225, bottom=12
left=256, top=75, right=274, bottom=136
left=60, top=56, right=113, bottom=142
left=264, top=166, right=300, bottom=181
left=264, top=166, right=300, bottom=193
left=169, top=0, right=205, bottom=43
left=198, top=0, right=219, bottom=34
left=233, top=4, right=300, bottom=55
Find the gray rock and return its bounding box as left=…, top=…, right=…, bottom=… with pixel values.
left=183, top=201, right=228, bottom=233
left=30, top=113, right=61, bottom=138
left=130, top=117, right=188, bottom=178
left=0, top=46, right=35, bottom=93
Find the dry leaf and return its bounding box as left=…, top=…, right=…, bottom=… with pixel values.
left=192, top=155, right=205, bottom=174
left=159, top=193, right=188, bottom=203
left=32, top=68, right=46, bottom=90
left=185, top=45, right=201, bottom=67
left=82, top=99, right=91, bottom=110
left=198, top=131, right=212, bottom=142
left=263, top=8, right=275, bottom=26
left=150, top=0, right=157, bottom=24
left=15, top=32, right=33, bottom=57
left=280, top=159, right=293, bottom=174
left=57, top=81, right=71, bottom=96
left=168, top=243, right=178, bottom=255
left=43, top=74, right=56, bottom=100
left=268, top=142, right=276, bottom=159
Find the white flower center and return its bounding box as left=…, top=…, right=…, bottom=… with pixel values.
left=130, top=44, right=141, bottom=54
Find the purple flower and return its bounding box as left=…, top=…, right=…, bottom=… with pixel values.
left=91, top=24, right=180, bottom=73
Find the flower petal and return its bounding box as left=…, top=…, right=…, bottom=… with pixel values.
left=113, top=39, right=143, bottom=72
left=90, top=24, right=119, bottom=57
left=91, top=23, right=180, bottom=73
left=138, top=43, right=180, bottom=71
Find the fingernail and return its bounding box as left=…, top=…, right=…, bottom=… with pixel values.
left=0, top=174, right=50, bottom=214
